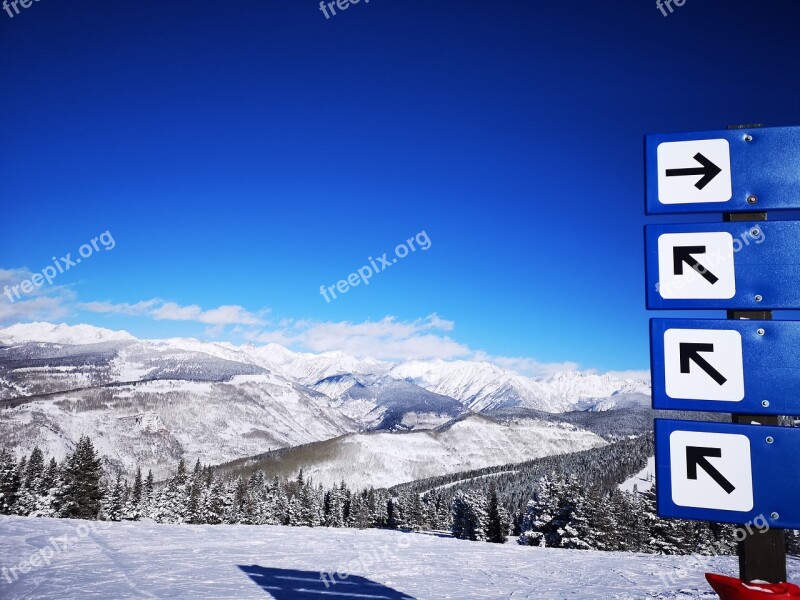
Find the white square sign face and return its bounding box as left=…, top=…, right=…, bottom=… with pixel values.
left=657, top=232, right=736, bottom=300
left=670, top=430, right=753, bottom=512
left=657, top=139, right=733, bottom=205
left=664, top=329, right=745, bottom=402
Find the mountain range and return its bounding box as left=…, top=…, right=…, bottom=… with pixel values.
left=0, top=322, right=650, bottom=485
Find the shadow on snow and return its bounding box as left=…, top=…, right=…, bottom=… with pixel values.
left=238, top=565, right=416, bottom=599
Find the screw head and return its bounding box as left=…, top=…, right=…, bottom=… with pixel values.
left=755, top=295, right=763, bottom=302
left=766, top=436, right=775, bottom=444
left=757, top=328, right=766, bottom=336
left=771, top=512, right=780, bottom=520
left=762, top=400, right=770, bottom=408
left=745, top=134, right=754, bottom=142
left=751, top=228, right=761, bottom=237
left=747, top=195, right=758, bottom=204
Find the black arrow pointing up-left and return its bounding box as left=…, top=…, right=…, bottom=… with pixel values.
left=673, top=246, right=719, bottom=285
left=686, top=446, right=736, bottom=494
left=666, top=153, right=723, bottom=190
left=680, top=343, right=727, bottom=386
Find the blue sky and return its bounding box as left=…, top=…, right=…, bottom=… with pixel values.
left=1, top=0, right=799, bottom=375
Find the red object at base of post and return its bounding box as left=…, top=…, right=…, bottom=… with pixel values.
left=706, top=573, right=800, bottom=599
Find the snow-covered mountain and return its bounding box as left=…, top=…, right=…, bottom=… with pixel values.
left=0, top=322, right=650, bottom=480
left=389, top=359, right=649, bottom=413
left=219, top=414, right=608, bottom=489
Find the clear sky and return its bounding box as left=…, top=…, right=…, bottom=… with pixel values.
left=2, top=0, right=799, bottom=375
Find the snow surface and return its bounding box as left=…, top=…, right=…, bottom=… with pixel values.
left=619, top=456, right=656, bottom=495
left=2, top=516, right=797, bottom=599
left=237, top=415, right=608, bottom=489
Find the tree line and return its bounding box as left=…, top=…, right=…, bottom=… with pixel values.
left=2, top=438, right=797, bottom=556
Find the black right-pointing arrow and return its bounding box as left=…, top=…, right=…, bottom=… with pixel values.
left=673, top=246, right=719, bottom=285
left=679, top=343, right=727, bottom=386
left=686, top=446, right=736, bottom=494
left=666, top=153, right=723, bottom=190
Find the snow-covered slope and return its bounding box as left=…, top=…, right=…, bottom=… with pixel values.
left=0, top=322, right=650, bottom=479
left=619, top=456, right=656, bottom=494
left=2, top=516, right=789, bottom=600
left=0, top=373, right=360, bottom=479
left=222, top=414, right=608, bottom=489
left=391, top=359, right=649, bottom=413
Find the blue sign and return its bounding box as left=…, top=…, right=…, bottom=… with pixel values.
left=645, top=220, right=800, bottom=310
left=651, top=319, right=800, bottom=415
left=655, top=419, right=800, bottom=529
left=646, top=126, right=800, bottom=214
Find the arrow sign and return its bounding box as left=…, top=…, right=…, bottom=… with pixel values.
left=650, top=420, right=800, bottom=527
left=679, top=343, right=727, bottom=386
left=666, top=153, right=722, bottom=190
left=686, top=446, right=736, bottom=494
left=647, top=126, right=800, bottom=214
left=651, top=319, right=800, bottom=414
left=673, top=246, right=719, bottom=285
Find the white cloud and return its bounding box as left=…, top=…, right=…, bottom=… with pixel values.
left=0, top=268, right=74, bottom=324
left=250, top=314, right=469, bottom=361
left=81, top=299, right=268, bottom=327
left=79, top=299, right=159, bottom=316
left=594, top=369, right=651, bottom=381
left=72, top=293, right=644, bottom=378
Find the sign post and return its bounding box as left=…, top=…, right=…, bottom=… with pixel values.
left=645, top=125, right=799, bottom=585
left=724, top=208, right=786, bottom=584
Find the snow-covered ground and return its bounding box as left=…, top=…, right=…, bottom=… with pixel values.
left=3, top=516, right=796, bottom=599
left=619, top=456, right=656, bottom=494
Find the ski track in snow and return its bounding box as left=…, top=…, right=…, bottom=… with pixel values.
left=3, top=516, right=798, bottom=599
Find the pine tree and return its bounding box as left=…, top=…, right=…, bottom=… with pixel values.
left=558, top=476, right=592, bottom=551
left=143, top=469, right=154, bottom=517
left=0, top=448, right=20, bottom=515
left=450, top=491, right=486, bottom=541
left=486, top=485, right=509, bottom=544
left=203, top=478, right=226, bottom=525
left=15, top=447, right=45, bottom=516
left=36, top=457, right=59, bottom=516
left=24, top=447, right=45, bottom=488
left=103, top=473, right=125, bottom=521
left=55, top=436, right=103, bottom=520
left=299, top=482, right=320, bottom=527
left=126, top=468, right=143, bottom=521
left=641, top=484, right=685, bottom=555
left=518, top=473, right=559, bottom=547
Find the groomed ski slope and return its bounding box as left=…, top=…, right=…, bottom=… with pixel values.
left=1, top=516, right=798, bottom=600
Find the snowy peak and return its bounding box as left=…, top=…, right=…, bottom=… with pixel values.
left=390, top=360, right=649, bottom=413
left=0, top=322, right=649, bottom=415
left=0, top=322, right=135, bottom=346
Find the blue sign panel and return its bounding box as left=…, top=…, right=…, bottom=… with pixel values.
left=655, top=419, right=800, bottom=528
left=646, top=126, right=800, bottom=214
left=650, top=319, right=800, bottom=415
left=645, top=220, right=800, bottom=310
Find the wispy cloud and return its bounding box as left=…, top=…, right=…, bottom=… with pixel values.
left=0, top=268, right=74, bottom=323
left=4, top=280, right=639, bottom=377
left=249, top=314, right=468, bottom=361
left=590, top=369, right=651, bottom=381
left=472, top=351, right=580, bottom=378
left=81, top=298, right=268, bottom=327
